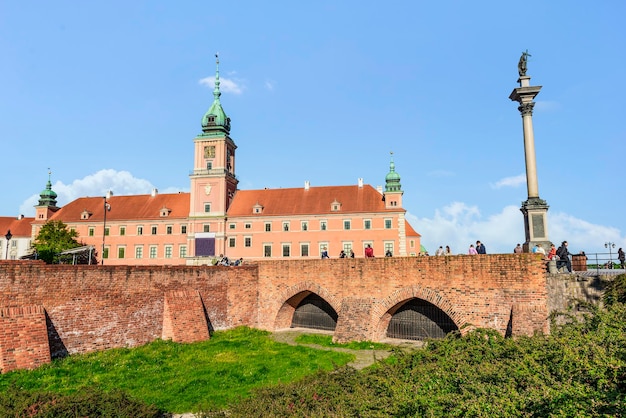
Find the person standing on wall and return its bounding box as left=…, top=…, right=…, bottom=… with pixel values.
left=618, top=247, right=625, bottom=270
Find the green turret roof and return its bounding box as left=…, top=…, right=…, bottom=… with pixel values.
left=38, top=170, right=58, bottom=207
left=385, top=153, right=402, bottom=192
left=201, top=53, right=231, bottom=133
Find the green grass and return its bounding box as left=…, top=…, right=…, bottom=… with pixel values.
left=294, top=333, right=393, bottom=350
left=0, top=327, right=354, bottom=414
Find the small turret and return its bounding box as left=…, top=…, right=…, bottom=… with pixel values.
left=201, top=53, right=231, bottom=133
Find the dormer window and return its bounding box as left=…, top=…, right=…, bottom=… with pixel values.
left=80, top=210, right=92, bottom=220
left=160, top=207, right=171, bottom=217
left=208, top=116, right=215, bottom=124
left=331, top=199, right=341, bottom=212
left=253, top=202, right=264, bottom=214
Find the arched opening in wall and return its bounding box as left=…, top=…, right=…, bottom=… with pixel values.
left=386, top=298, right=458, bottom=341
left=291, top=293, right=338, bottom=331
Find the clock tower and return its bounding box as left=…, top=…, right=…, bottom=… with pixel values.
left=188, top=54, right=238, bottom=259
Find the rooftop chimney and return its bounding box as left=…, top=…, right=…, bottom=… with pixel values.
left=376, top=185, right=383, bottom=194
left=106, top=190, right=114, bottom=199
left=358, top=178, right=364, bottom=188
left=304, top=181, right=310, bottom=191
left=151, top=188, right=158, bottom=197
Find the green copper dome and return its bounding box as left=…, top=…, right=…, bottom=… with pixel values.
left=201, top=53, right=231, bottom=133
left=38, top=171, right=58, bottom=207
left=385, top=153, right=402, bottom=192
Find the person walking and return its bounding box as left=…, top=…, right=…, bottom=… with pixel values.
left=619, top=247, right=625, bottom=270
left=476, top=241, right=486, bottom=254
left=556, top=241, right=572, bottom=272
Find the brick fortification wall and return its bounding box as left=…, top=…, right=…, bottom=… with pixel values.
left=0, top=254, right=548, bottom=372
left=0, top=261, right=259, bottom=372
left=257, top=254, right=548, bottom=342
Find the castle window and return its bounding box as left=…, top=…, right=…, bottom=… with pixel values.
left=165, top=246, right=173, bottom=259
left=181, top=225, right=187, bottom=234
left=301, top=243, right=309, bottom=257
left=245, top=237, right=252, bottom=247
left=265, top=223, right=271, bottom=232
left=149, top=246, right=157, bottom=259
left=179, top=245, right=187, bottom=258
left=120, top=226, right=126, bottom=236
left=245, top=223, right=251, bottom=229
left=301, top=221, right=308, bottom=231
left=151, top=226, right=158, bottom=235
left=137, top=226, right=143, bottom=235
left=204, top=203, right=211, bottom=213
left=364, top=219, right=371, bottom=230
left=135, top=246, right=143, bottom=259
left=166, top=226, right=172, bottom=235
left=103, top=247, right=109, bottom=259
left=385, top=219, right=392, bottom=229
left=264, top=244, right=272, bottom=257
left=104, top=227, right=110, bottom=236
left=203, top=224, right=210, bottom=233
left=320, top=220, right=327, bottom=231
left=229, top=223, right=236, bottom=229
left=343, top=220, right=351, bottom=230
left=88, top=228, right=95, bottom=237
left=283, top=222, right=290, bottom=232
left=282, top=244, right=291, bottom=257
left=229, top=237, right=236, bottom=248
left=118, top=247, right=125, bottom=259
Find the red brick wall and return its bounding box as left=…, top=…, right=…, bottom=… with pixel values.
left=0, top=254, right=548, bottom=372
left=0, top=305, right=50, bottom=373
left=256, top=254, right=549, bottom=342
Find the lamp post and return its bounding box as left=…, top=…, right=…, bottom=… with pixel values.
left=102, top=198, right=111, bottom=265
left=605, top=242, right=616, bottom=268
left=4, top=230, right=11, bottom=260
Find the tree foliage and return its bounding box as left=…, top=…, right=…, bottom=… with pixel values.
left=33, top=220, right=82, bottom=264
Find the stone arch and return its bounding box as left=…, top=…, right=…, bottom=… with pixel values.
left=372, top=285, right=471, bottom=340
left=274, top=281, right=340, bottom=330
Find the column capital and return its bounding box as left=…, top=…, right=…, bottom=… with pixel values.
left=518, top=102, right=535, bottom=117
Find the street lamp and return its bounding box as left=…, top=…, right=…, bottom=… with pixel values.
left=605, top=242, right=616, bottom=268
left=102, top=198, right=111, bottom=265
left=4, top=230, right=11, bottom=260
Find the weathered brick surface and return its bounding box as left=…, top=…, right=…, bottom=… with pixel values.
left=162, top=290, right=210, bottom=343
left=0, top=305, right=51, bottom=373
left=0, top=254, right=548, bottom=372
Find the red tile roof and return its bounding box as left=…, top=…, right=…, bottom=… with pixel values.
left=49, top=193, right=190, bottom=222
left=0, top=216, right=35, bottom=237
left=227, top=185, right=403, bottom=217
left=405, top=221, right=421, bottom=238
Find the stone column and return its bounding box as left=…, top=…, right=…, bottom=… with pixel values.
left=509, top=68, right=551, bottom=252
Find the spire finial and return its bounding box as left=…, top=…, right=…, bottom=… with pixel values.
left=213, top=52, right=221, bottom=100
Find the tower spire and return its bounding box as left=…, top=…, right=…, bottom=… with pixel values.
left=385, top=152, right=402, bottom=192
left=201, top=52, right=230, bottom=133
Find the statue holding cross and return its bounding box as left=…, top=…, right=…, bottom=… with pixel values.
left=518, top=50, right=531, bottom=77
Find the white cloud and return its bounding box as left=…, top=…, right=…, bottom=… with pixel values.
left=408, top=203, right=626, bottom=256
left=19, top=169, right=186, bottom=217
left=534, top=100, right=561, bottom=112
left=490, top=174, right=526, bottom=189
left=265, top=80, right=275, bottom=91
left=199, top=76, right=244, bottom=94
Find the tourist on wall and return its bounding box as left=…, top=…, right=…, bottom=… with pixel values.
left=445, top=245, right=451, bottom=255
left=349, top=249, right=355, bottom=258
left=468, top=244, right=478, bottom=255
left=365, top=244, right=374, bottom=258
left=476, top=241, right=486, bottom=254
left=556, top=241, right=572, bottom=272
left=339, top=250, right=346, bottom=258
left=321, top=247, right=330, bottom=259
left=618, top=248, right=625, bottom=269
left=535, top=244, right=546, bottom=258
left=547, top=244, right=558, bottom=260
left=514, top=243, right=523, bottom=254
left=385, top=249, right=392, bottom=257
left=435, top=246, right=445, bottom=256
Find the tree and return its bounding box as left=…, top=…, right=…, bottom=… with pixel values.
left=33, top=220, right=82, bottom=264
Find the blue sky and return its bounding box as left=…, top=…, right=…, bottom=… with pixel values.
left=1, top=1, right=624, bottom=256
